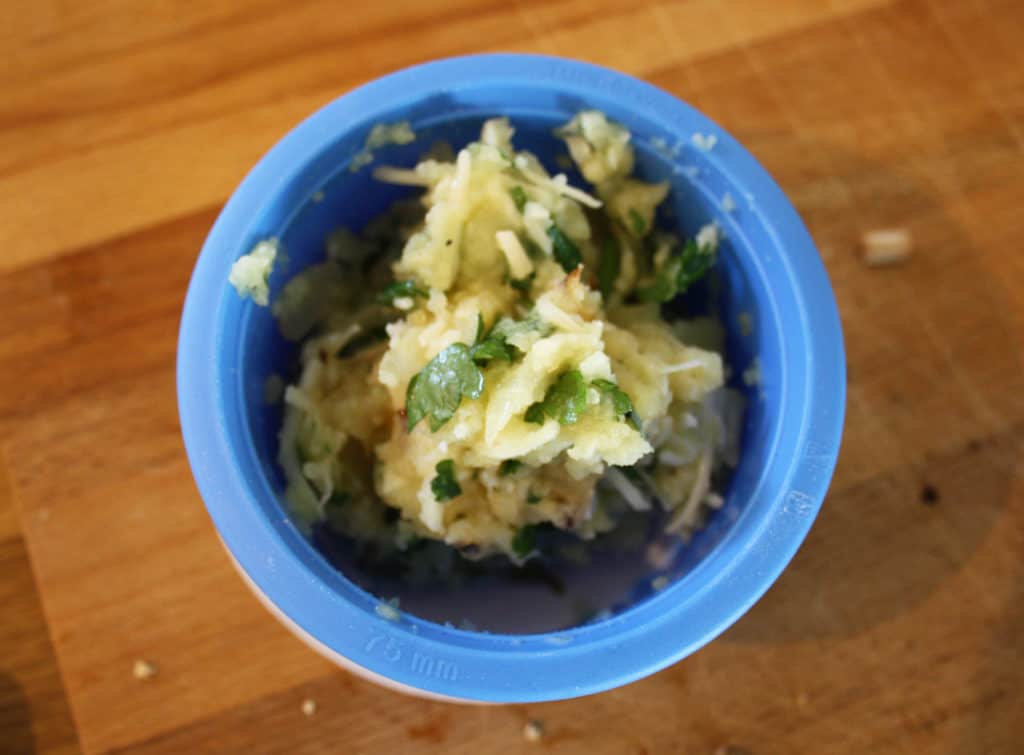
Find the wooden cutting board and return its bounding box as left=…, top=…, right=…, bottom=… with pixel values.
left=2, top=0, right=1023, bottom=752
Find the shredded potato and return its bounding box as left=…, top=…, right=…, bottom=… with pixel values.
left=230, top=113, right=741, bottom=561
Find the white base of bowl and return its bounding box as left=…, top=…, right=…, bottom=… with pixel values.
left=224, top=545, right=480, bottom=704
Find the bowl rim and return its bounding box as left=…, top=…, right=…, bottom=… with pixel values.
left=177, top=53, right=846, bottom=702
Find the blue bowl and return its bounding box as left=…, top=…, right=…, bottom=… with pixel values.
left=177, top=54, right=845, bottom=702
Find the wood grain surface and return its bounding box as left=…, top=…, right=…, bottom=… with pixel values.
left=2, top=0, right=1023, bottom=753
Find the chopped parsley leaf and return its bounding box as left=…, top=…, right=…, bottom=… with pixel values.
left=431, top=459, right=462, bottom=502
left=499, top=459, right=523, bottom=476
left=377, top=279, right=428, bottom=304
left=405, top=344, right=484, bottom=432
left=508, top=272, right=535, bottom=294
left=637, top=239, right=714, bottom=303
left=524, top=402, right=546, bottom=424
left=512, top=525, right=538, bottom=558
left=510, top=185, right=529, bottom=212
left=520, top=235, right=544, bottom=261
left=474, top=312, right=485, bottom=345
left=547, top=224, right=582, bottom=273
left=628, top=208, right=646, bottom=237
left=540, top=370, right=587, bottom=425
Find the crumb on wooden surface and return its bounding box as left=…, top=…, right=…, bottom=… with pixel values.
left=523, top=720, right=544, bottom=743
left=133, top=659, right=158, bottom=680
left=301, top=698, right=317, bottom=717
left=860, top=228, right=912, bottom=267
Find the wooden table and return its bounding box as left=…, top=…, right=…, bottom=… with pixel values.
left=2, top=0, right=1022, bottom=752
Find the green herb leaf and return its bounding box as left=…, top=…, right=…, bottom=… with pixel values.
left=510, top=185, right=529, bottom=212
left=499, top=459, right=523, bottom=476
left=524, top=402, right=546, bottom=425
left=591, top=378, right=634, bottom=416
left=547, top=224, right=583, bottom=273
left=431, top=459, right=462, bottom=502
left=541, top=370, right=587, bottom=426
left=377, top=279, right=428, bottom=305
left=592, top=378, right=641, bottom=428
left=637, top=255, right=682, bottom=303
left=637, top=239, right=714, bottom=303
left=491, top=313, right=548, bottom=343
left=526, top=491, right=541, bottom=504
left=676, top=238, right=715, bottom=293
left=598, top=237, right=621, bottom=300
left=474, top=312, right=485, bottom=345
left=405, top=344, right=484, bottom=432
left=628, top=208, right=646, bottom=237
left=511, top=525, right=538, bottom=558
left=508, top=272, right=535, bottom=295
left=520, top=235, right=544, bottom=261
left=469, top=314, right=518, bottom=364
left=470, top=337, right=515, bottom=364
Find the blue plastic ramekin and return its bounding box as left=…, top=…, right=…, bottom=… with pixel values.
left=177, top=54, right=845, bottom=702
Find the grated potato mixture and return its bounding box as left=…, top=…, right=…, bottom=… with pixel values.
left=231, top=112, right=741, bottom=562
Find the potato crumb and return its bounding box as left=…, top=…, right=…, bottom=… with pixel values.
left=523, top=720, right=544, bottom=743
left=737, top=312, right=753, bottom=338
left=742, top=357, right=762, bottom=387
left=264, top=374, right=285, bottom=405
left=302, top=698, right=317, bottom=717
left=691, top=132, right=718, bottom=151
left=375, top=597, right=401, bottom=622
left=228, top=239, right=278, bottom=306
left=860, top=228, right=912, bottom=267
left=133, top=659, right=158, bottom=680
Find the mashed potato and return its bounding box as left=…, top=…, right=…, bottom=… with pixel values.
left=230, top=112, right=739, bottom=562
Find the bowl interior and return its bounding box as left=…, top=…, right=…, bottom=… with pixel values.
left=221, top=99, right=778, bottom=633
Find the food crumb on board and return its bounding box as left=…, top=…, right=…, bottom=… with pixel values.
left=523, top=720, right=544, bottom=743
left=860, top=228, right=912, bottom=267
left=133, top=659, right=158, bottom=680
left=651, top=575, right=670, bottom=591
left=920, top=484, right=940, bottom=506
left=301, top=698, right=317, bottom=717
left=721, top=192, right=737, bottom=213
